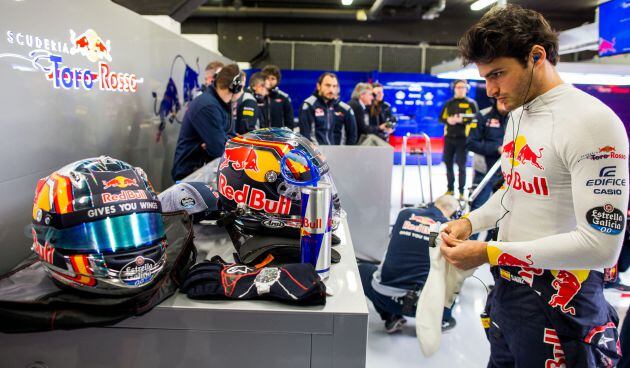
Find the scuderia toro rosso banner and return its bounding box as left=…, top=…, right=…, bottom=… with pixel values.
left=2, top=28, right=143, bottom=93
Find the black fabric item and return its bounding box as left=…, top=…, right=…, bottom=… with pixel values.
left=0, top=212, right=196, bottom=333
left=236, top=233, right=340, bottom=267
left=181, top=256, right=326, bottom=306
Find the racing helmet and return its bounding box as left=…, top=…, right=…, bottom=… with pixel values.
left=31, top=156, right=167, bottom=295
left=217, top=128, right=342, bottom=237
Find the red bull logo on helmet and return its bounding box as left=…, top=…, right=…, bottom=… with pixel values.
left=102, top=176, right=138, bottom=190
left=219, top=147, right=259, bottom=172
left=218, top=173, right=291, bottom=215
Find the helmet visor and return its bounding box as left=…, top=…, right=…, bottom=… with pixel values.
left=280, top=149, right=321, bottom=186
left=34, top=212, right=165, bottom=253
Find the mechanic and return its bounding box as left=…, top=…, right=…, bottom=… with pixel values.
left=349, top=82, right=390, bottom=146
left=203, top=60, right=224, bottom=89
left=358, top=195, right=460, bottom=334
left=466, top=98, right=508, bottom=211
left=171, top=64, right=242, bottom=181
left=441, top=5, right=628, bottom=367
left=370, top=82, right=395, bottom=142
left=439, top=79, right=479, bottom=199
left=261, top=64, right=294, bottom=128
left=235, top=72, right=266, bottom=135
left=299, top=72, right=357, bottom=145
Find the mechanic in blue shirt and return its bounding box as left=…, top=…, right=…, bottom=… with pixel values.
left=299, top=72, right=357, bottom=145
left=358, top=195, right=461, bottom=333
left=171, top=64, right=242, bottom=181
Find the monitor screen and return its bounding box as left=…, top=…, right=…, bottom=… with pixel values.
left=599, top=0, right=630, bottom=57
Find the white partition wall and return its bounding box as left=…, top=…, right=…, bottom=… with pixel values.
left=319, top=145, right=393, bottom=262
left=0, top=0, right=230, bottom=273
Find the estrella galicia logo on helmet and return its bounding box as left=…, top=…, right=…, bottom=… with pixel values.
left=120, top=256, right=158, bottom=287
left=586, top=204, right=624, bottom=235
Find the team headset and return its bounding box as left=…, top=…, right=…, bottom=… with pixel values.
left=212, top=67, right=244, bottom=94
left=212, top=67, right=244, bottom=135
left=492, top=53, right=541, bottom=241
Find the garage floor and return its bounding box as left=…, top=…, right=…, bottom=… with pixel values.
left=365, top=164, right=630, bottom=368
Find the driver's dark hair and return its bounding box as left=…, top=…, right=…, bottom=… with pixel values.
left=459, top=4, right=559, bottom=67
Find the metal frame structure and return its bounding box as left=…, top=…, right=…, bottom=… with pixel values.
left=267, top=39, right=458, bottom=72
left=400, top=132, right=433, bottom=208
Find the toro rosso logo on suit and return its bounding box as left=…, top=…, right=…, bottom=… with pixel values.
left=577, top=146, right=627, bottom=163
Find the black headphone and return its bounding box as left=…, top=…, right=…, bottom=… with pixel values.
left=213, top=67, right=244, bottom=94
left=493, top=51, right=540, bottom=240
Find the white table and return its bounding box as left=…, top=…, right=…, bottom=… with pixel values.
left=0, top=219, right=369, bottom=368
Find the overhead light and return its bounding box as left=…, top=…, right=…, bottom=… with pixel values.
left=432, top=60, right=630, bottom=86
left=470, top=0, right=497, bottom=11
left=342, top=0, right=353, bottom=5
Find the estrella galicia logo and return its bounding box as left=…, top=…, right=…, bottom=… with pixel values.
left=180, top=197, right=196, bottom=208
left=586, top=166, right=626, bottom=195
left=586, top=204, right=624, bottom=235
left=119, top=256, right=157, bottom=286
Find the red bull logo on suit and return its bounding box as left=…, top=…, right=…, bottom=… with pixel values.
left=502, top=136, right=549, bottom=196
left=548, top=270, right=589, bottom=316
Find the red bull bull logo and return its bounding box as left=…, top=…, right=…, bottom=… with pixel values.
left=599, top=37, right=616, bottom=56
left=218, top=173, right=291, bottom=215
left=543, top=328, right=567, bottom=367
left=70, top=29, right=112, bottom=63
left=503, top=136, right=545, bottom=170
left=495, top=252, right=544, bottom=286
left=101, top=190, right=148, bottom=204
left=32, top=229, right=55, bottom=264
left=548, top=270, right=589, bottom=316
left=102, top=176, right=138, bottom=190
left=220, top=147, right=259, bottom=172
left=502, top=170, right=549, bottom=196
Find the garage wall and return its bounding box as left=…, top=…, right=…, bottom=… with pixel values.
left=0, top=0, right=229, bottom=273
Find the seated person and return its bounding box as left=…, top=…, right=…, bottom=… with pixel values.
left=358, top=195, right=460, bottom=334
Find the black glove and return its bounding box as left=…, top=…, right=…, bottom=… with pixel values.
left=180, top=256, right=326, bottom=306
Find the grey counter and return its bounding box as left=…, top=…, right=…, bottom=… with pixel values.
left=0, top=219, right=369, bottom=368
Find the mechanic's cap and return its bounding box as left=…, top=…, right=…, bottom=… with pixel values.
left=159, top=182, right=221, bottom=220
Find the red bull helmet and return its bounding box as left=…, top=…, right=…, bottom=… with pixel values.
left=217, top=128, right=343, bottom=238
left=31, top=156, right=167, bottom=295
